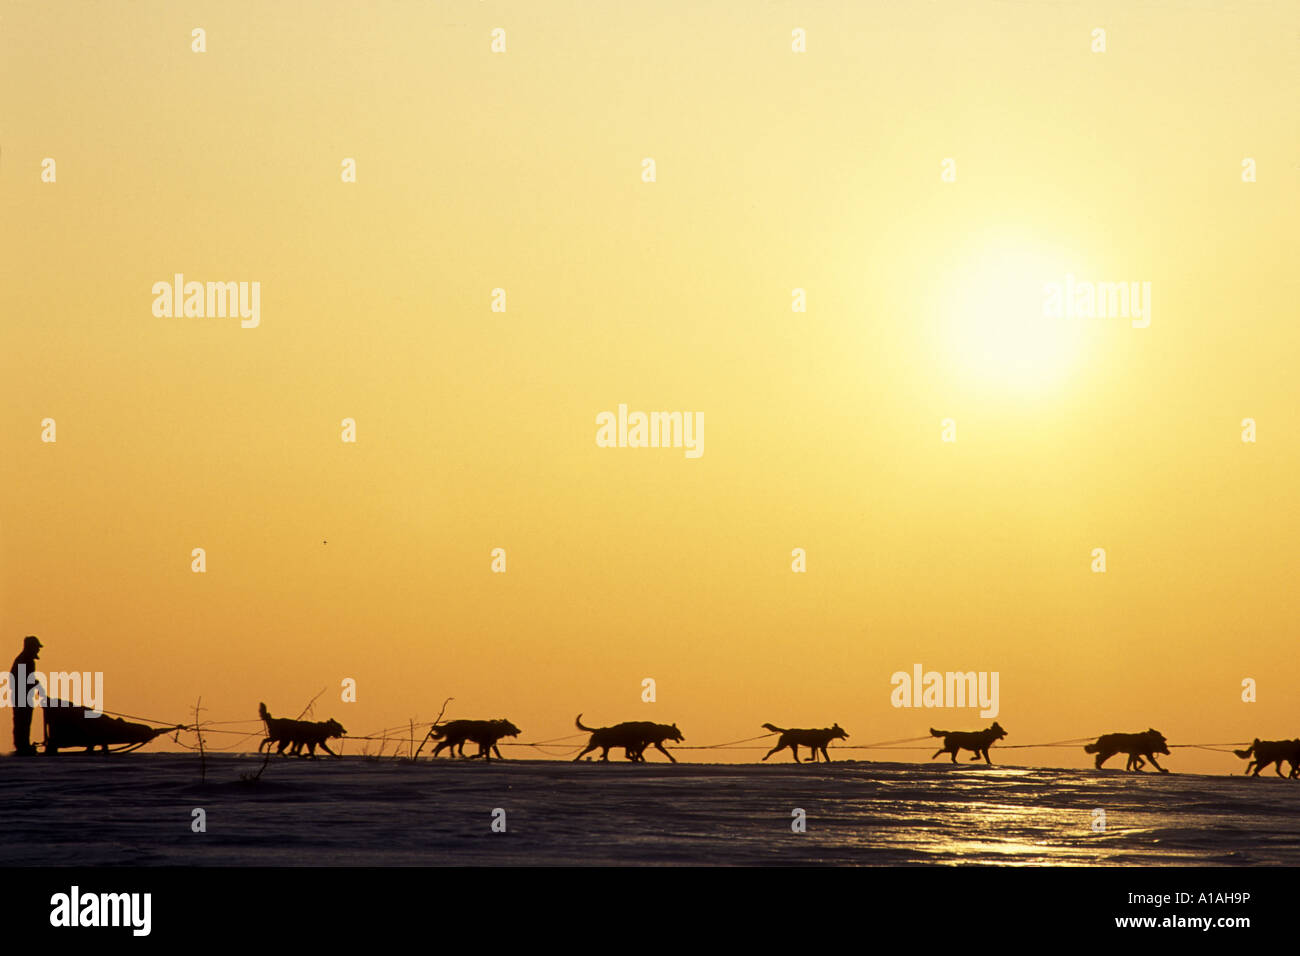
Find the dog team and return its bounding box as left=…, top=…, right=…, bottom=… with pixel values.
left=256, top=703, right=1300, bottom=778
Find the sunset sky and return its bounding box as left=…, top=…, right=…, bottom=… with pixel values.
left=1, top=1, right=1296, bottom=773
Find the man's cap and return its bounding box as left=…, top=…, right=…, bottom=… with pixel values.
left=22, top=635, right=42, bottom=650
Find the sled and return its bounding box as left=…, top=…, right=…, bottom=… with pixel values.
left=42, top=699, right=181, bottom=754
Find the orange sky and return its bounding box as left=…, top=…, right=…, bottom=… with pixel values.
left=1, top=1, right=1297, bottom=773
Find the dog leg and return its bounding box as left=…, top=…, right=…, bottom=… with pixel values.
left=762, top=744, right=784, bottom=761
left=931, top=748, right=945, bottom=761
left=655, top=742, right=677, bottom=764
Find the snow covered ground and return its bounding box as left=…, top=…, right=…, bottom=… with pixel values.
left=1, top=753, right=1296, bottom=866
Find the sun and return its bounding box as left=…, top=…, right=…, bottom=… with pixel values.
left=937, top=238, right=1090, bottom=392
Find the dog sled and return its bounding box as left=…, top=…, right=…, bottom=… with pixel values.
left=42, top=699, right=181, bottom=754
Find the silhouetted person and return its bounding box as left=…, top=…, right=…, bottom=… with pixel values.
left=9, top=636, right=44, bottom=755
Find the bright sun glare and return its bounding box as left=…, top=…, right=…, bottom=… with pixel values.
left=941, top=242, right=1089, bottom=392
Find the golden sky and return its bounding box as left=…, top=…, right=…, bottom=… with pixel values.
left=1, top=1, right=1296, bottom=772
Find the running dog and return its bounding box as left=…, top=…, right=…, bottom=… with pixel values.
left=1084, top=728, right=1170, bottom=772
left=573, top=715, right=684, bottom=763
left=620, top=721, right=688, bottom=763
left=761, top=722, right=849, bottom=763
left=430, top=718, right=521, bottom=761
left=258, top=702, right=346, bottom=758
left=1234, top=738, right=1300, bottom=778
left=930, top=722, right=1006, bottom=765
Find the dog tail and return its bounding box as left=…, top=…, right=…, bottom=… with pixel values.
left=575, top=714, right=595, bottom=733
left=259, top=702, right=270, bottom=722
left=929, top=728, right=947, bottom=738
left=1083, top=741, right=1100, bottom=753
left=761, top=723, right=785, bottom=734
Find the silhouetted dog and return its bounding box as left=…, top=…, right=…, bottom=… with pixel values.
left=620, top=721, right=687, bottom=762
left=1234, top=738, right=1300, bottom=778
left=431, top=718, right=521, bottom=760
left=258, top=702, right=346, bottom=758
left=573, top=715, right=683, bottom=763
left=931, top=722, right=1006, bottom=765
left=761, top=723, right=849, bottom=763
left=1084, top=728, right=1169, bottom=772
